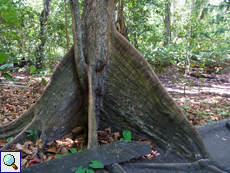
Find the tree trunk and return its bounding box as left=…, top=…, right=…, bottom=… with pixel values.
left=117, top=0, right=129, bottom=41
left=1, top=0, right=214, bottom=166
left=36, top=0, right=52, bottom=69
left=164, top=0, right=171, bottom=47
left=64, top=0, right=69, bottom=51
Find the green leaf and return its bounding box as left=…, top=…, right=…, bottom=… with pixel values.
left=56, top=154, right=62, bottom=158
left=0, top=63, right=14, bottom=71
left=183, top=105, right=190, bottom=109
left=218, top=112, right=227, bottom=115
left=204, top=112, right=213, bottom=115
left=42, top=78, right=46, bottom=85
left=85, top=167, right=94, bottom=173
left=0, top=52, right=8, bottom=64
left=26, top=130, right=34, bottom=134
left=120, top=138, right=125, bottom=141
left=123, top=130, right=131, bottom=141
left=1, top=73, right=14, bottom=81
left=9, top=67, right=19, bottom=72
left=30, top=66, right=36, bottom=74
left=206, top=120, right=213, bottom=123
left=70, top=148, right=77, bottom=153
left=6, top=137, right=14, bottom=142
left=185, top=113, right=189, bottom=117
left=89, top=160, right=104, bottom=169
left=65, top=153, right=71, bottom=155
left=196, top=109, right=202, bottom=113
left=75, top=166, right=84, bottom=173
left=78, top=148, right=86, bottom=152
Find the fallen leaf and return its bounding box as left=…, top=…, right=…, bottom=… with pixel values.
left=46, top=146, right=57, bottom=154
left=5, top=104, right=14, bottom=110
left=21, top=158, right=29, bottom=168
left=105, top=127, right=111, bottom=134
left=29, top=156, right=40, bottom=166
left=35, top=138, right=43, bottom=150
left=71, top=125, right=86, bottom=134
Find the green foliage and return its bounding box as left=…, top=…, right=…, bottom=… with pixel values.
left=78, top=148, right=86, bottom=152
left=57, top=148, right=86, bottom=157
left=217, top=109, right=229, bottom=116
left=6, top=137, right=14, bottom=142
left=206, top=119, right=213, bottom=123
left=0, top=52, right=8, bottom=64
left=182, top=105, right=190, bottom=110
left=56, top=154, right=62, bottom=158
left=70, top=148, right=78, bottom=153
left=88, top=160, right=104, bottom=169
left=25, top=129, right=37, bottom=140
left=75, top=160, right=104, bottom=173
left=120, top=130, right=132, bottom=141
left=0, top=0, right=19, bottom=26
left=1, top=73, right=14, bottom=81
left=196, top=109, right=203, bottom=117
left=41, top=78, right=46, bottom=85
left=0, top=0, right=229, bottom=76
left=30, top=66, right=36, bottom=74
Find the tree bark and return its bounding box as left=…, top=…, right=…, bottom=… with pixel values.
left=36, top=0, right=52, bottom=69
left=64, top=0, right=69, bottom=50
left=164, top=0, right=171, bottom=47
left=1, top=0, right=211, bottom=164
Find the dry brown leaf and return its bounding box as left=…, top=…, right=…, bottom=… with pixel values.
left=55, top=140, right=64, bottom=146
left=105, top=127, right=111, bottom=134
left=21, top=158, right=29, bottom=168
left=97, top=131, right=108, bottom=136
left=71, top=125, right=86, bottom=134
left=5, top=103, right=14, bottom=110
left=63, top=132, right=74, bottom=139
left=35, top=138, right=43, bottom=150
left=46, top=146, right=58, bottom=154
left=3, top=118, right=9, bottom=124
left=112, top=132, right=121, bottom=140
left=100, top=140, right=108, bottom=144
left=0, top=139, right=6, bottom=144
left=46, top=155, right=55, bottom=162
left=15, top=143, right=24, bottom=148
left=60, top=147, right=69, bottom=155
left=65, top=138, right=73, bottom=144
left=16, top=146, right=33, bottom=155
left=24, top=139, right=33, bottom=146
left=75, top=135, right=86, bottom=142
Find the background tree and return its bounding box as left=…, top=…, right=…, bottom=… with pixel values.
left=163, top=0, right=171, bottom=46
left=36, top=0, right=52, bottom=69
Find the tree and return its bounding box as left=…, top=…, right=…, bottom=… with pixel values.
left=36, top=0, right=52, bottom=69
left=164, top=0, right=171, bottom=46
left=0, top=0, right=227, bottom=171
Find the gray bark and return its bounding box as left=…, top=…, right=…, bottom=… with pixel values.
left=36, top=0, right=52, bottom=69
left=164, top=0, right=171, bottom=47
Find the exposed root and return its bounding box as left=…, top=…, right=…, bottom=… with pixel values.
left=0, top=106, right=35, bottom=140
left=1, top=113, right=37, bottom=150
left=87, top=66, right=98, bottom=148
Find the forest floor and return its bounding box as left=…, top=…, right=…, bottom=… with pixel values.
left=157, top=66, right=230, bottom=126
left=0, top=66, right=229, bottom=168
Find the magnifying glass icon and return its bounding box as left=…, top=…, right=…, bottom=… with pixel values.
left=3, top=154, right=18, bottom=170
